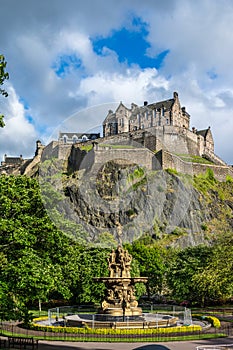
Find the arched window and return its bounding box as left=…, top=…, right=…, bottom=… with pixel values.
left=82, top=135, right=88, bottom=141
left=72, top=135, right=78, bottom=143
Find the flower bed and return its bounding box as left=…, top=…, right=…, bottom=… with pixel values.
left=31, top=317, right=202, bottom=335
left=192, top=314, right=221, bottom=328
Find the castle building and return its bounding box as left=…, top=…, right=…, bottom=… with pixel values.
left=103, top=92, right=191, bottom=136
left=58, top=132, right=100, bottom=144
left=102, top=92, right=216, bottom=161
left=1, top=92, right=232, bottom=181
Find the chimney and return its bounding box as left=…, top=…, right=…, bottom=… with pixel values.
left=144, top=101, right=148, bottom=106
left=173, top=91, right=178, bottom=99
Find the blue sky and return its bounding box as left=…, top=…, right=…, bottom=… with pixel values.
left=92, top=17, right=170, bottom=69
left=0, top=0, right=233, bottom=164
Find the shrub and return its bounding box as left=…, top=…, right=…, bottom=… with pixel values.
left=226, top=174, right=233, bottom=183
left=193, top=314, right=221, bottom=328
left=31, top=318, right=202, bottom=334
left=166, top=168, right=178, bottom=175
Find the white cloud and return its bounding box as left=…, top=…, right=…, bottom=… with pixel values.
left=0, top=0, right=233, bottom=164
left=76, top=68, right=169, bottom=106
left=0, top=85, right=37, bottom=160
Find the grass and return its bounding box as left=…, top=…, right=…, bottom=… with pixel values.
left=175, top=154, right=214, bottom=164
left=98, top=143, right=135, bottom=149
left=79, top=144, right=93, bottom=152
left=29, top=309, right=48, bottom=318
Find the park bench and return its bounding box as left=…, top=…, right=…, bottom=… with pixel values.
left=8, top=336, right=38, bottom=349
left=0, top=338, right=7, bottom=349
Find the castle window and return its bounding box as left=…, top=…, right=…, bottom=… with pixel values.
left=72, top=135, right=78, bottom=143
left=82, top=135, right=88, bottom=141
left=63, top=135, right=67, bottom=144
left=166, top=119, right=169, bottom=125
left=161, top=107, right=164, bottom=116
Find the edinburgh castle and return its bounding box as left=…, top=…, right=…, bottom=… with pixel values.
left=1, top=92, right=233, bottom=181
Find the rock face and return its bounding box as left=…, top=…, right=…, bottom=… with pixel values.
left=38, top=155, right=233, bottom=248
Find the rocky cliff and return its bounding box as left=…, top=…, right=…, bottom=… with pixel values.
left=38, top=156, right=233, bottom=249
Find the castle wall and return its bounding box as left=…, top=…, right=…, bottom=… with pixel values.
left=203, top=148, right=227, bottom=166
left=94, top=147, right=155, bottom=170
left=41, top=141, right=59, bottom=161
left=41, top=141, right=72, bottom=161
left=58, top=144, right=72, bottom=160
left=156, top=150, right=233, bottom=181
left=98, top=126, right=206, bottom=156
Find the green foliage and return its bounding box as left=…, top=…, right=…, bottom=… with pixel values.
left=125, top=241, right=166, bottom=298
left=176, top=154, right=214, bottom=164
left=193, top=169, right=216, bottom=194
left=126, top=166, right=147, bottom=191
left=171, top=227, right=187, bottom=236
left=31, top=317, right=202, bottom=334
left=0, top=175, right=107, bottom=319
left=93, top=232, right=117, bottom=248
left=165, top=168, right=178, bottom=175
left=79, top=144, right=93, bottom=152
left=99, top=144, right=134, bottom=149
left=193, top=314, right=221, bottom=328
left=0, top=54, right=9, bottom=127
left=205, top=168, right=216, bottom=183
left=127, top=166, right=145, bottom=182
left=166, top=245, right=212, bottom=305
left=226, top=174, right=233, bottom=183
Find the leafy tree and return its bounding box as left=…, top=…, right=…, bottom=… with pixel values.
left=0, top=175, right=79, bottom=319
left=193, top=231, right=233, bottom=305
left=166, top=245, right=212, bottom=305
left=0, top=54, right=9, bottom=127
left=71, top=247, right=109, bottom=305
left=126, top=241, right=166, bottom=299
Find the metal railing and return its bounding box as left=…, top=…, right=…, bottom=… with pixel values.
left=1, top=321, right=233, bottom=342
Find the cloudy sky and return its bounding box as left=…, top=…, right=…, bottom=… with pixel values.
left=0, top=0, right=233, bottom=164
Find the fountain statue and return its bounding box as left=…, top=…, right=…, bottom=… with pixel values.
left=94, top=245, right=148, bottom=318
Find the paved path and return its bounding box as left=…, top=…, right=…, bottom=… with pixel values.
left=37, top=337, right=233, bottom=350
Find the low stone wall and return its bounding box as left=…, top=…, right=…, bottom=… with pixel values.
left=156, top=150, right=233, bottom=181
left=94, top=147, right=155, bottom=170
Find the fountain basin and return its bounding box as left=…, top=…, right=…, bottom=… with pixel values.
left=65, top=313, right=179, bottom=329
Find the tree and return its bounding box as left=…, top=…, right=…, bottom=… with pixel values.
left=0, top=175, right=77, bottom=319
left=126, top=241, right=166, bottom=299
left=166, top=245, right=212, bottom=305
left=0, top=54, right=9, bottom=127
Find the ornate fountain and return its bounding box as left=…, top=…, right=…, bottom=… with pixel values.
left=94, top=245, right=148, bottom=319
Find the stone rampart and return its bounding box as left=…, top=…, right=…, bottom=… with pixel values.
left=156, top=150, right=233, bottom=181
left=94, top=147, right=155, bottom=170
left=41, top=141, right=72, bottom=161
left=203, top=149, right=227, bottom=166
left=41, top=141, right=59, bottom=161
left=98, top=126, right=202, bottom=156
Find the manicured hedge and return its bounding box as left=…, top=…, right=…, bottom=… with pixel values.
left=192, top=314, right=221, bottom=328
left=31, top=318, right=202, bottom=335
